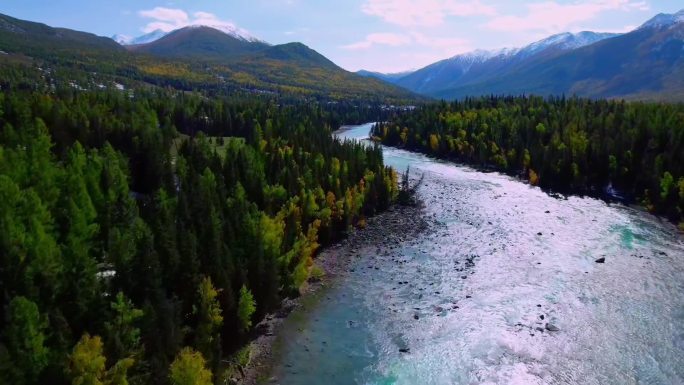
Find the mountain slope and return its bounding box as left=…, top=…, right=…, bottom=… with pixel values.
left=394, top=31, right=618, bottom=95
left=0, top=12, right=124, bottom=58
left=128, top=29, right=168, bottom=45
left=357, top=70, right=414, bottom=83
left=215, top=42, right=418, bottom=99
left=111, top=33, right=131, bottom=45
left=253, top=42, right=336, bottom=68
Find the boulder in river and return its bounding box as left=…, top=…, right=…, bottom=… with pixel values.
left=595, top=257, right=606, bottom=263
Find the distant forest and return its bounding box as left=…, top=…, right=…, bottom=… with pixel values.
left=373, top=96, right=684, bottom=228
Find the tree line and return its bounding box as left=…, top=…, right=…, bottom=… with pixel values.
left=0, top=88, right=398, bottom=384
left=373, top=96, right=684, bottom=228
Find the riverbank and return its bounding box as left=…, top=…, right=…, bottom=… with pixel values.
left=239, top=202, right=433, bottom=385
left=379, top=141, right=684, bottom=232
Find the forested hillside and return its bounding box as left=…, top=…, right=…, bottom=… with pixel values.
left=373, top=96, right=684, bottom=228
left=0, top=13, right=417, bottom=102
left=0, top=86, right=399, bottom=384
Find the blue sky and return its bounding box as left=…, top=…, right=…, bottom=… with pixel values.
left=1, top=0, right=682, bottom=72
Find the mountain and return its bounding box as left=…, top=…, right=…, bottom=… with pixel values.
left=114, top=23, right=262, bottom=47
left=639, top=9, right=684, bottom=29
left=516, top=31, right=621, bottom=57
left=128, top=29, right=168, bottom=45
left=393, top=31, right=619, bottom=95
left=113, top=23, right=263, bottom=47
left=0, top=13, right=416, bottom=102
left=428, top=9, right=684, bottom=101
left=219, top=42, right=419, bottom=99
left=379, top=10, right=684, bottom=101
left=251, top=42, right=335, bottom=68
left=129, top=26, right=269, bottom=59
left=111, top=33, right=131, bottom=45
left=187, top=23, right=262, bottom=43
left=123, top=26, right=417, bottom=100
left=356, top=70, right=415, bottom=83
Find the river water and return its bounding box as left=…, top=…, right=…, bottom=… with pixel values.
left=266, top=123, right=684, bottom=385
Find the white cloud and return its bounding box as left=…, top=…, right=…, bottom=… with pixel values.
left=284, top=27, right=310, bottom=36
left=361, top=0, right=496, bottom=27
left=343, top=32, right=412, bottom=50
left=343, top=31, right=471, bottom=57
left=483, top=0, right=650, bottom=33
left=138, top=7, right=251, bottom=35
left=139, top=7, right=188, bottom=27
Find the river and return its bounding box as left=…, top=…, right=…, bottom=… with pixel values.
left=265, top=123, right=684, bottom=385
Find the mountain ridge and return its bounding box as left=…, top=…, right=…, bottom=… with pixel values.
left=361, top=9, right=684, bottom=101
left=432, top=19, right=684, bottom=101
left=385, top=30, right=620, bottom=94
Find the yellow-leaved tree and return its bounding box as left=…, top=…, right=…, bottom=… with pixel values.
left=169, top=348, right=212, bottom=385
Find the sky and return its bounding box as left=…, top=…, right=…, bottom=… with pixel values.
left=1, top=0, right=682, bottom=73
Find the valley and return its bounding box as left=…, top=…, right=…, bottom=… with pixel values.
left=0, top=4, right=683, bottom=385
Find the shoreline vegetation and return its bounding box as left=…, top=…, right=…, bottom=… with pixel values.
left=372, top=96, right=684, bottom=230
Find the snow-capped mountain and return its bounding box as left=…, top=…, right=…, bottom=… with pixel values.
left=517, top=31, right=620, bottom=58
left=185, top=24, right=263, bottom=43
left=112, top=23, right=263, bottom=46
left=111, top=29, right=167, bottom=46
left=374, top=9, right=684, bottom=100
left=390, top=31, right=620, bottom=93
left=128, top=25, right=270, bottom=59
left=111, top=34, right=131, bottom=45
left=639, top=9, right=684, bottom=29
left=451, top=48, right=511, bottom=65
left=112, top=29, right=167, bottom=46
left=447, top=31, right=620, bottom=65
left=129, top=29, right=168, bottom=45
